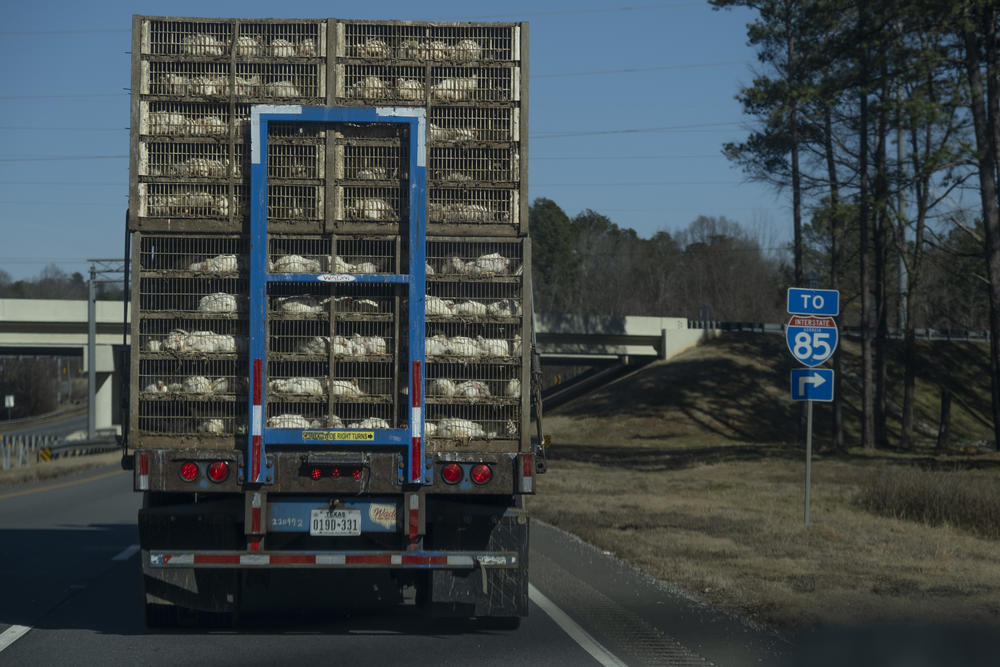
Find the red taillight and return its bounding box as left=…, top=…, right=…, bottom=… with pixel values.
left=352, top=468, right=362, bottom=481
left=179, top=461, right=199, bottom=482
left=441, top=463, right=463, bottom=484
left=331, top=467, right=341, bottom=478
left=207, top=460, right=229, bottom=483
left=470, top=463, right=492, bottom=485
left=311, top=467, right=322, bottom=480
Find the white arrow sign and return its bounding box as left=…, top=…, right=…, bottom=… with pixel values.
left=798, top=372, right=826, bottom=396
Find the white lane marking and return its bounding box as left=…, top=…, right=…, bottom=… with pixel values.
left=528, top=584, right=628, bottom=667
left=0, top=625, right=31, bottom=654
left=112, top=544, right=140, bottom=561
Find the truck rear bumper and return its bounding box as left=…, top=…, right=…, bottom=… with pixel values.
left=147, top=550, right=518, bottom=569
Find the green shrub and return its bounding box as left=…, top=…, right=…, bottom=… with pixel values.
left=856, top=466, right=1000, bottom=539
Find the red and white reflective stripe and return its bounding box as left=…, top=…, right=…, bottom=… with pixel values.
left=153, top=553, right=479, bottom=568
left=411, top=361, right=423, bottom=482
left=251, top=493, right=262, bottom=533
left=251, top=358, right=263, bottom=482
left=248, top=536, right=262, bottom=553
left=408, top=494, right=419, bottom=541
left=137, top=452, right=149, bottom=491
left=521, top=454, right=534, bottom=493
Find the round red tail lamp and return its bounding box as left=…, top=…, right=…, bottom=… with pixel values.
left=179, top=461, right=199, bottom=482
left=441, top=463, right=463, bottom=484
left=207, top=460, right=230, bottom=483
left=470, top=463, right=492, bottom=485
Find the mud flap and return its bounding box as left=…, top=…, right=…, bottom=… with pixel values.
left=429, top=509, right=529, bottom=618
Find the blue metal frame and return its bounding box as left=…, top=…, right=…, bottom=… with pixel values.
left=247, top=105, right=427, bottom=486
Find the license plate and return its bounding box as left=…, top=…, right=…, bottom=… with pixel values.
left=309, top=509, right=362, bottom=536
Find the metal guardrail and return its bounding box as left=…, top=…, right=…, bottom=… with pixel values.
left=0, top=432, right=118, bottom=471
left=688, top=321, right=991, bottom=342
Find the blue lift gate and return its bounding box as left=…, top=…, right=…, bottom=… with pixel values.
left=246, top=105, right=428, bottom=487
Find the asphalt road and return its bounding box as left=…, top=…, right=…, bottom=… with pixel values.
left=0, top=465, right=792, bottom=666
left=0, top=410, right=88, bottom=441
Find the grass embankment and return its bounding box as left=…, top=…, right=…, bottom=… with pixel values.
left=527, top=333, right=1000, bottom=633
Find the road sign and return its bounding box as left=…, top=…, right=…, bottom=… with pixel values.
left=787, top=288, right=840, bottom=316
left=786, top=315, right=838, bottom=367
left=4, top=395, right=13, bottom=409
left=39, top=447, right=52, bottom=462
left=790, top=368, right=834, bottom=401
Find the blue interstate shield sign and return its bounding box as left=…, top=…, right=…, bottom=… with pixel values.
left=786, top=315, right=838, bottom=367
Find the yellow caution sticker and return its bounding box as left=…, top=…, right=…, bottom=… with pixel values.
left=302, top=431, right=375, bottom=442
left=39, top=448, right=52, bottom=462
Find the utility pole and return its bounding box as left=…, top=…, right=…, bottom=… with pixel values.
left=87, top=258, right=126, bottom=440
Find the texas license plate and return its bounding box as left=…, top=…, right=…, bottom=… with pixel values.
left=309, top=509, right=362, bottom=536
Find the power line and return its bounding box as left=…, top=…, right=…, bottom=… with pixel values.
left=0, top=93, right=127, bottom=100
left=533, top=154, right=718, bottom=160
left=0, top=28, right=128, bottom=36
left=536, top=181, right=741, bottom=186
left=0, top=156, right=127, bottom=163
left=456, top=2, right=702, bottom=19
left=0, top=127, right=123, bottom=132
left=537, top=61, right=748, bottom=78
left=532, top=122, right=742, bottom=139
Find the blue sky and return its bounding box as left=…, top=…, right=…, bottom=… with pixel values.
left=0, top=0, right=787, bottom=281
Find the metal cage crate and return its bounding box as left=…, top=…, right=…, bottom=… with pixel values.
left=338, top=21, right=520, bottom=63
left=428, top=146, right=517, bottom=184
left=140, top=142, right=233, bottom=179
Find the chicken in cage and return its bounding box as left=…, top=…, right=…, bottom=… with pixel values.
left=436, top=418, right=486, bottom=439
left=270, top=38, right=297, bottom=57
left=330, top=379, right=363, bottom=397
left=188, top=254, right=241, bottom=273
left=197, top=292, right=240, bottom=313
left=296, top=38, right=318, bottom=57
left=147, top=329, right=246, bottom=354
left=264, top=80, right=301, bottom=98
left=347, top=417, right=391, bottom=429
left=235, top=75, right=261, bottom=96
left=197, top=419, right=226, bottom=434
left=452, top=39, right=482, bottom=62
left=148, top=111, right=187, bottom=135
left=347, top=197, right=396, bottom=221
left=268, top=377, right=325, bottom=396
left=431, top=76, right=477, bottom=101
left=190, top=115, right=229, bottom=136
left=267, top=413, right=320, bottom=429
left=428, top=123, right=477, bottom=142
left=506, top=378, right=521, bottom=398
left=349, top=75, right=389, bottom=100
left=235, top=35, right=266, bottom=56
left=168, top=158, right=227, bottom=179
left=441, top=252, right=512, bottom=276
left=395, top=78, right=425, bottom=101
left=271, top=254, right=322, bottom=273
left=180, top=33, right=227, bottom=57
left=429, top=203, right=494, bottom=224
left=352, top=38, right=392, bottom=58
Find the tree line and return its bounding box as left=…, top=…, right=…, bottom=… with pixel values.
left=0, top=265, right=123, bottom=300
left=711, top=0, right=999, bottom=450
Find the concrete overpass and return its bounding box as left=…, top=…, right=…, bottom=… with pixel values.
left=0, top=299, right=129, bottom=433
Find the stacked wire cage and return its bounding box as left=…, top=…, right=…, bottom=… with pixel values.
left=331, top=19, right=530, bottom=451
left=265, top=234, right=408, bottom=430
left=132, top=234, right=250, bottom=446
left=332, top=20, right=526, bottom=236
left=130, top=17, right=328, bottom=232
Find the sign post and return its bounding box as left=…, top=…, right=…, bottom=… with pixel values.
left=4, top=395, right=12, bottom=422
left=786, top=288, right=839, bottom=526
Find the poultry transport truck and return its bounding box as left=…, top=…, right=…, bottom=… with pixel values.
left=120, top=15, right=542, bottom=626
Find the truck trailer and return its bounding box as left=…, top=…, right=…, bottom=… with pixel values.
left=120, top=15, right=542, bottom=627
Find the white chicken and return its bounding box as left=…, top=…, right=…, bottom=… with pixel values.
left=330, top=379, right=363, bottom=397
left=143, top=380, right=169, bottom=394
left=424, top=421, right=437, bottom=437
left=330, top=255, right=353, bottom=273
left=190, top=115, right=228, bottom=136
left=273, top=254, right=322, bottom=273
left=354, top=38, right=391, bottom=58
left=426, top=296, right=455, bottom=317
left=170, top=158, right=227, bottom=179
left=210, top=378, right=232, bottom=394
left=270, top=38, right=296, bottom=57
left=348, top=417, right=391, bottom=429
left=161, top=329, right=190, bottom=353
left=473, top=252, right=511, bottom=274
left=452, top=39, right=482, bottom=62
left=454, top=380, right=490, bottom=400
left=296, top=38, right=317, bottom=57
left=189, top=253, right=239, bottom=273
left=396, top=78, right=425, bottom=101
left=269, top=377, right=325, bottom=396
left=350, top=75, right=388, bottom=100
left=162, top=73, right=190, bottom=95
left=349, top=198, right=395, bottom=221
left=198, top=292, right=238, bottom=313
left=145, top=339, right=162, bottom=352
left=351, top=261, right=380, bottom=274
left=432, top=76, right=477, bottom=101
left=197, top=419, right=226, bottom=434
left=487, top=299, right=521, bottom=318
left=477, top=337, right=510, bottom=357
left=148, top=111, right=186, bottom=135
left=512, top=334, right=522, bottom=356
left=296, top=336, right=330, bottom=355
left=426, top=262, right=436, bottom=275
left=180, top=33, right=226, bottom=56
left=505, top=378, right=521, bottom=398
left=234, top=35, right=265, bottom=56
left=277, top=295, right=323, bottom=313
left=265, top=80, right=300, bottom=98
left=182, top=375, right=212, bottom=393
left=267, top=414, right=312, bottom=429
left=425, top=334, right=449, bottom=357
left=448, top=336, right=483, bottom=357
left=437, top=418, right=486, bottom=439
left=234, top=75, right=260, bottom=96
left=454, top=300, right=487, bottom=317
left=428, top=378, right=457, bottom=397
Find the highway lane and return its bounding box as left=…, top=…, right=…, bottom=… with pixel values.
left=0, top=465, right=783, bottom=666
left=0, top=411, right=88, bottom=441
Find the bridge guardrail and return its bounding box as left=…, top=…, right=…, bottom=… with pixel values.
left=0, top=432, right=118, bottom=471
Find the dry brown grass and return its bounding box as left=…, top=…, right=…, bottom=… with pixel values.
left=529, top=334, right=1000, bottom=633
left=0, top=451, right=121, bottom=488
